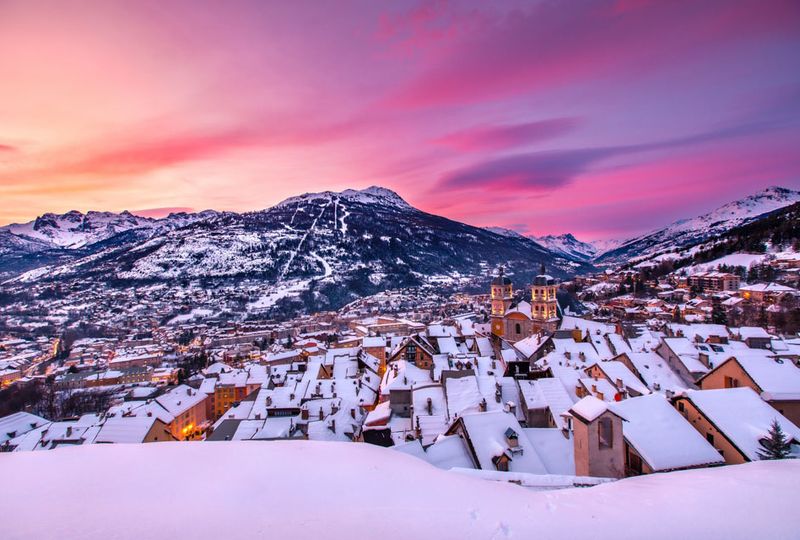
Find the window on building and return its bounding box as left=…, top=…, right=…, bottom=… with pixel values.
left=598, top=417, right=613, bottom=448
left=405, top=344, right=417, bottom=362
left=515, top=323, right=521, bottom=335
left=724, top=376, right=739, bottom=388
left=706, top=432, right=714, bottom=445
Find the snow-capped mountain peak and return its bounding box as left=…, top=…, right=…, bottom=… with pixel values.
left=1, top=208, right=219, bottom=251
left=274, top=186, right=412, bottom=211
left=484, top=226, right=528, bottom=239
left=3, top=210, right=157, bottom=249
left=533, top=233, right=600, bottom=262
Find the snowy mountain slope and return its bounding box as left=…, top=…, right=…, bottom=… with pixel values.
left=595, top=186, right=800, bottom=266
left=0, top=229, right=52, bottom=256
left=2, top=441, right=798, bottom=540
left=6, top=186, right=591, bottom=313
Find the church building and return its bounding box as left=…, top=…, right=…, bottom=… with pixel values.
left=490, top=266, right=561, bottom=341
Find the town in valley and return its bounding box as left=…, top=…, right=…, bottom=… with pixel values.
left=2, top=186, right=799, bottom=487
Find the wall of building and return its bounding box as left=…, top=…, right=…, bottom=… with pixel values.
left=674, top=398, right=745, bottom=465
left=699, top=360, right=758, bottom=392
left=572, top=411, right=625, bottom=478
left=768, top=400, right=800, bottom=427
left=502, top=314, right=532, bottom=342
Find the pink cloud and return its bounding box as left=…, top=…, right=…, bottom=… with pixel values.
left=387, top=1, right=800, bottom=108
left=432, top=118, right=579, bottom=152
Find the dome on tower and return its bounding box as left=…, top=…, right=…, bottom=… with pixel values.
left=491, top=267, right=512, bottom=286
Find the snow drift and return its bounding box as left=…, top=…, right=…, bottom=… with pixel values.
left=1, top=441, right=798, bottom=539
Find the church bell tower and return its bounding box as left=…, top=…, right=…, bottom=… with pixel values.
left=490, top=267, right=513, bottom=336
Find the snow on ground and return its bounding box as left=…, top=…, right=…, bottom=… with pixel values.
left=168, top=308, right=216, bottom=325
left=1, top=441, right=798, bottom=540
left=247, top=278, right=314, bottom=310
left=309, top=251, right=333, bottom=278
left=683, top=253, right=768, bottom=274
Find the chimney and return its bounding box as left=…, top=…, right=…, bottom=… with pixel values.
left=616, top=378, right=624, bottom=390
left=565, top=351, right=571, bottom=359
left=350, top=408, right=356, bottom=419
left=426, top=397, right=433, bottom=415
left=329, top=419, right=336, bottom=433
left=318, top=408, right=324, bottom=420
left=479, top=398, right=487, bottom=412
left=508, top=401, right=516, bottom=416
left=301, top=408, right=309, bottom=420
left=186, top=388, right=192, bottom=396
left=66, top=426, right=73, bottom=437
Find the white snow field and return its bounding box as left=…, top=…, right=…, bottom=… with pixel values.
left=1, top=441, right=798, bottom=539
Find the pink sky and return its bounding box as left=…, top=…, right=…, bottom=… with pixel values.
left=0, top=0, right=798, bottom=239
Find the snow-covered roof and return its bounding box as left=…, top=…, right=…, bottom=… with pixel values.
left=445, top=376, right=482, bottom=418
left=559, top=315, right=616, bottom=336
left=724, top=354, right=800, bottom=400
left=589, top=361, right=650, bottom=396
left=612, top=394, right=723, bottom=471
left=523, top=428, right=575, bottom=475
left=362, top=336, right=386, bottom=348
left=684, top=388, right=800, bottom=461
left=95, top=416, right=164, bottom=444
left=569, top=395, right=625, bottom=423
left=155, top=385, right=207, bottom=417
left=740, top=283, right=797, bottom=293
left=0, top=412, right=49, bottom=444
left=626, top=351, right=688, bottom=394
left=513, top=334, right=545, bottom=359
left=458, top=410, right=548, bottom=474
left=518, top=378, right=574, bottom=430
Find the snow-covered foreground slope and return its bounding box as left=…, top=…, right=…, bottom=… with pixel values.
left=1, top=441, right=797, bottom=540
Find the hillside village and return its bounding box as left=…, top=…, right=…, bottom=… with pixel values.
left=2, top=250, right=799, bottom=486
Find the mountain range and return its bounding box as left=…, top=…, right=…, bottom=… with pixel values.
left=2, top=185, right=798, bottom=311
left=0, top=187, right=592, bottom=313
left=489, top=185, right=800, bottom=267
left=594, top=185, right=800, bottom=266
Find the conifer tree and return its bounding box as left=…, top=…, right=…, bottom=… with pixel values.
left=757, top=420, right=793, bottom=460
